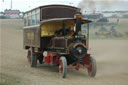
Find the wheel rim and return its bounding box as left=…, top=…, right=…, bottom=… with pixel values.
left=27, top=50, right=32, bottom=64
left=88, top=61, right=93, bottom=75
left=59, top=60, right=63, bottom=74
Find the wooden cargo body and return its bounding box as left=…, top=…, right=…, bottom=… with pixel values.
left=23, top=5, right=78, bottom=50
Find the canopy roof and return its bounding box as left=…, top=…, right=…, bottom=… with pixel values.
left=25, top=4, right=78, bottom=13
left=40, top=18, right=92, bottom=37
left=41, top=18, right=92, bottom=24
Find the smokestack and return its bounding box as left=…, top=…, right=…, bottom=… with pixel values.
left=74, top=13, right=82, bottom=35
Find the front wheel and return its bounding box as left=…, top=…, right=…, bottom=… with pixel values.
left=87, top=56, right=96, bottom=77
left=59, top=56, right=67, bottom=78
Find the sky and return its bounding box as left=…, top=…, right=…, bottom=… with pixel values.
left=0, top=0, right=128, bottom=12
left=0, top=0, right=81, bottom=12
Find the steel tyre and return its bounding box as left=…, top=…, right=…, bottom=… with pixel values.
left=59, top=56, right=67, bottom=78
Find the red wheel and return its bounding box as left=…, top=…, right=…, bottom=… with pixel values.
left=27, top=48, right=37, bottom=67
left=59, top=56, right=67, bottom=78
left=87, top=56, right=96, bottom=77
left=27, top=49, right=31, bottom=64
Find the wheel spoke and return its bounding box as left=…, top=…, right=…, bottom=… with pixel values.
left=27, top=51, right=31, bottom=64
left=59, top=60, right=63, bottom=74
left=88, top=62, right=93, bottom=73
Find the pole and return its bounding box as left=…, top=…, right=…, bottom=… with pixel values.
left=87, top=24, right=89, bottom=49
left=11, top=0, right=12, bottom=9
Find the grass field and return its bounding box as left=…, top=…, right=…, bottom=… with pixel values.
left=1, top=19, right=23, bottom=85
left=0, top=73, right=21, bottom=85
left=1, top=19, right=23, bottom=30
left=86, top=18, right=128, bottom=39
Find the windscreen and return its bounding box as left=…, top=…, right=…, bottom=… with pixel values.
left=41, top=6, right=78, bottom=20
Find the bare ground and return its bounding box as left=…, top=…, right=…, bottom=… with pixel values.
left=0, top=19, right=128, bottom=85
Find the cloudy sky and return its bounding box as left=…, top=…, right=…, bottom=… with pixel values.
left=0, top=0, right=128, bottom=12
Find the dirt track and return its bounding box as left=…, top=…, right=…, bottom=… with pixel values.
left=0, top=19, right=128, bottom=85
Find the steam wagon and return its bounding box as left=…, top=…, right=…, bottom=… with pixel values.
left=23, top=5, right=96, bottom=78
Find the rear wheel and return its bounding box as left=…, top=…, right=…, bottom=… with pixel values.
left=37, top=53, right=43, bottom=64
left=27, top=48, right=37, bottom=67
left=87, top=56, right=96, bottom=77
left=59, top=56, right=67, bottom=78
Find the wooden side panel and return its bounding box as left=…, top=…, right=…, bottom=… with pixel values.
left=23, top=26, right=40, bottom=49
left=48, top=37, right=74, bottom=49
left=54, top=39, right=66, bottom=48
left=40, top=37, right=52, bottom=49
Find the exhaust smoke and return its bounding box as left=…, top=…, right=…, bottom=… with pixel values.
left=78, top=0, right=120, bottom=13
